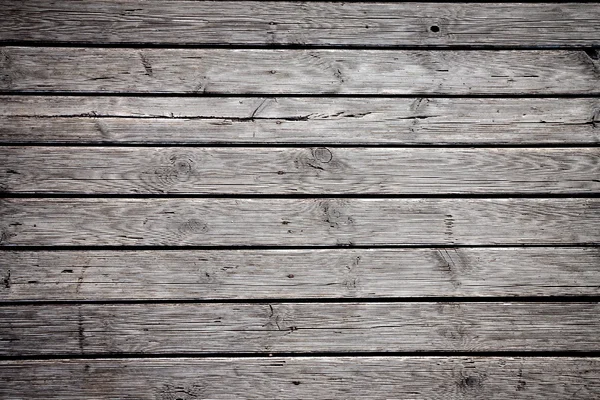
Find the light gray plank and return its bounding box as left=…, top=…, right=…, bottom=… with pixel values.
left=1, top=357, right=598, bottom=399
left=2, top=96, right=600, bottom=145
left=1, top=96, right=599, bottom=145
left=1, top=302, right=599, bottom=355
left=2, top=147, right=598, bottom=194
left=1, top=1, right=599, bottom=47
left=1, top=248, right=599, bottom=301
left=2, top=48, right=599, bottom=94
left=1, top=198, right=598, bottom=246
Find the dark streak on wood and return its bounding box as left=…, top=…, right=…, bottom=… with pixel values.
left=1, top=96, right=597, bottom=145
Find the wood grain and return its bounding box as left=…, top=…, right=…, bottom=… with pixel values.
left=1, top=357, right=599, bottom=399
left=2, top=147, right=598, bottom=194
left=1, top=198, right=598, bottom=246
left=1, top=96, right=599, bottom=145
left=1, top=1, right=599, bottom=47
left=1, top=248, right=599, bottom=301
left=2, top=48, right=599, bottom=94
left=2, top=302, right=600, bottom=355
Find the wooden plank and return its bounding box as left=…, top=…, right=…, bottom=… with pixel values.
left=1, top=357, right=599, bottom=399
left=2, top=96, right=600, bottom=145
left=1, top=302, right=599, bottom=355
left=1, top=248, right=599, bottom=301
left=1, top=96, right=599, bottom=145
left=2, top=147, right=598, bottom=195
left=1, top=198, right=598, bottom=246
left=2, top=1, right=599, bottom=47
left=2, top=48, right=599, bottom=94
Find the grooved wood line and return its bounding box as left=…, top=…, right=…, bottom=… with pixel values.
left=1, top=96, right=599, bottom=145
left=2, top=48, right=600, bottom=94
left=1, top=357, right=598, bottom=399
left=1, top=198, right=598, bottom=246
left=2, top=302, right=600, bottom=355
left=2, top=1, right=600, bottom=47
left=2, top=248, right=599, bottom=301
left=2, top=147, right=599, bottom=194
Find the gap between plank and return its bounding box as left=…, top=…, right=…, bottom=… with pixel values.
left=2, top=244, right=599, bottom=251
left=2, top=92, right=600, bottom=98
left=1, top=296, right=599, bottom=307
left=0, top=41, right=598, bottom=51
left=2, top=350, right=600, bottom=361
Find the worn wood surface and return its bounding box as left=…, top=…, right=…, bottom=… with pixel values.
left=2, top=302, right=600, bottom=355
left=2, top=48, right=600, bottom=94
left=1, top=198, right=598, bottom=246
left=1, top=96, right=599, bottom=145
left=1, top=248, right=599, bottom=301
left=2, top=147, right=598, bottom=194
left=1, top=357, right=599, bottom=399
left=2, top=1, right=600, bottom=48
left=1, top=1, right=599, bottom=397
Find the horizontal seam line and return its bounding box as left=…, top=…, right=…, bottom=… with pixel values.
left=1, top=194, right=599, bottom=198
left=1, top=297, right=600, bottom=306
left=2, top=351, right=600, bottom=361
left=0, top=42, right=598, bottom=50
left=2, top=244, right=598, bottom=251
left=2, top=93, right=600, bottom=98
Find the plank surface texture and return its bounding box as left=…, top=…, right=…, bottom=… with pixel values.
left=2, top=248, right=598, bottom=301
left=0, top=1, right=598, bottom=398
left=1, top=198, right=598, bottom=246
left=0, top=96, right=599, bottom=145
left=2, top=48, right=600, bottom=94
left=2, top=302, right=600, bottom=355
left=1, top=357, right=599, bottom=399
left=2, top=147, right=598, bottom=194
left=2, top=1, right=599, bottom=47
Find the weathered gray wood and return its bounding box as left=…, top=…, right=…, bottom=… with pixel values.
left=2, top=147, right=598, bottom=194
left=2, top=1, right=599, bottom=47
left=2, top=357, right=600, bottom=400
left=1, top=96, right=599, bottom=145
left=1, top=248, right=599, bottom=301
left=1, top=357, right=599, bottom=399
left=2, top=48, right=599, bottom=94
left=1, top=302, right=599, bottom=355
left=1, top=198, right=598, bottom=246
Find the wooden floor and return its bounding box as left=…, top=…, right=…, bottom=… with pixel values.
left=1, top=1, right=599, bottom=398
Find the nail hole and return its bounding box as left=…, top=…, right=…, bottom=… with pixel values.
left=430, top=25, right=440, bottom=33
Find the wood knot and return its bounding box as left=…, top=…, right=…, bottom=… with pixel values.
left=458, top=374, right=484, bottom=392
left=312, top=147, right=333, bottom=163
left=153, top=154, right=195, bottom=187
left=178, top=219, right=209, bottom=235
left=321, top=201, right=354, bottom=229
left=169, top=155, right=194, bottom=174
